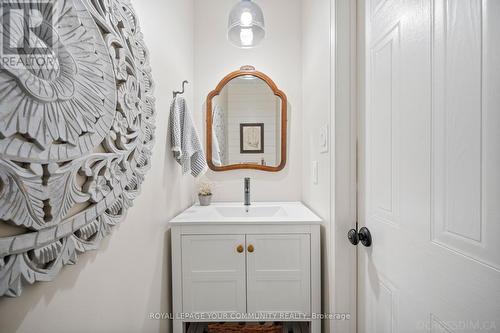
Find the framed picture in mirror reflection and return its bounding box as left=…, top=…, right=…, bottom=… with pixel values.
left=240, top=123, right=264, bottom=154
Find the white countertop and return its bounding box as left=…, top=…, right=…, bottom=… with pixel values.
left=170, top=202, right=322, bottom=225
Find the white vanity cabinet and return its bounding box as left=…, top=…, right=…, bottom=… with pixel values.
left=181, top=234, right=247, bottom=313
left=245, top=234, right=311, bottom=314
left=170, top=202, right=321, bottom=333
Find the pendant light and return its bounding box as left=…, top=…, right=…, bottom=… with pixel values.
left=227, top=0, right=265, bottom=48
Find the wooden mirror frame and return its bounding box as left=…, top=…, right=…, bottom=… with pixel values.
left=206, top=66, right=287, bottom=172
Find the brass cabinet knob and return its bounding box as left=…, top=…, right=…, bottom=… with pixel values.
left=237, top=245, right=244, bottom=253
left=247, top=244, right=255, bottom=253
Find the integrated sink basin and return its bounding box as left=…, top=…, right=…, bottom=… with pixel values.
left=170, top=202, right=321, bottom=224
left=215, top=206, right=287, bottom=218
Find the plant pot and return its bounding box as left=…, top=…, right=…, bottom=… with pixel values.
left=198, top=194, right=212, bottom=206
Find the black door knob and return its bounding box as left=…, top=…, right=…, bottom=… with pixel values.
left=348, top=229, right=359, bottom=245
left=348, top=227, right=372, bottom=247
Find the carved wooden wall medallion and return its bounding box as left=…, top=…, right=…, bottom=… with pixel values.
left=0, top=0, right=156, bottom=297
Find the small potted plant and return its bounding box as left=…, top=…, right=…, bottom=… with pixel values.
left=198, top=182, right=213, bottom=206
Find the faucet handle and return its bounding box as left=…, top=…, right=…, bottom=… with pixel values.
left=244, top=177, right=251, bottom=205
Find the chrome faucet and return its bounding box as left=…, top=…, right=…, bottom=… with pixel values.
left=244, top=177, right=251, bottom=206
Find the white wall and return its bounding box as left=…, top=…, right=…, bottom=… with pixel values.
left=302, top=1, right=358, bottom=332
left=194, top=0, right=302, bottom=202
left=0, top=1, right=195, bottom=332
left=301, top=0, right=333, bottom=331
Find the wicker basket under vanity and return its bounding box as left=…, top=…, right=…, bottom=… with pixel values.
left=207, top=322, right=283, bottom=333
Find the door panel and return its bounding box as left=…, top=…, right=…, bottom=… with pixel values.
left=359, top=0, right=500, bottom=332
left=246, top=234, right=310, bottom=314
left=431, top=0, right=500, bottom=271
left=181, top=235, right=246, bottom=313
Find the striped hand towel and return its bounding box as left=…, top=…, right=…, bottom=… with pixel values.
left=212, top=104, right=227, bottom=166
left=169, top=96, right=208, bottom=178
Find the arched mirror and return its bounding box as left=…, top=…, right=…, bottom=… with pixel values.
left=206, top=66, right=287, bottom=172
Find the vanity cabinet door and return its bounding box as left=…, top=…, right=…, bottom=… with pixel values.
left=246, top=234, right=311, bottom=314
left=181, top=235, right=246, bottom=313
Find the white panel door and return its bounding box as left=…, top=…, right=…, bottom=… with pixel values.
left=359, top=0, right=500, bottom=332
left=181, top=235, right=246, bottom=313
left=246, top=234, right=311, bottom=314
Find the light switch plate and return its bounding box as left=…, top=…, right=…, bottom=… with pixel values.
left=319, top=125, right=329, bottom=153
left=312, top=161, right=318, bottom=185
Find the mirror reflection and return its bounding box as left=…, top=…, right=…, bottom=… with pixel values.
left=210, top=76, right=283, bottom=168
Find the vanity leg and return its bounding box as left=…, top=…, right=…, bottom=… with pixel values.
left=310, top=320, right=321, bottom=333
left=172, top=228, right=184, bottom=332
left=310, top=226, right=321, bottom=333
left=173, top=319, right=183, bottom=333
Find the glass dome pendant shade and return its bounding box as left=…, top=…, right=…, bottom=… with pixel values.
left=228, top=0, right=265, bottom=48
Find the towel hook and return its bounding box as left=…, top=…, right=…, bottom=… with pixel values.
left=173, top=80, right=189, bottom=99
